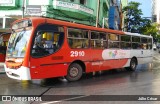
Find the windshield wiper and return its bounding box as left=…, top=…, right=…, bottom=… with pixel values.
left=7, top=60, right=16, bottom=63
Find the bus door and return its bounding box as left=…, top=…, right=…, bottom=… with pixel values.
left=90, top=32, right=108, bottom=71
left=140, top=38, right=153, bottom=64
left=30, top=24, right=65, bottom=79
left=90, top=50, right=102, bottom=72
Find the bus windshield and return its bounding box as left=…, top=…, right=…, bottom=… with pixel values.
left=6, top=29, right=31, bottom=58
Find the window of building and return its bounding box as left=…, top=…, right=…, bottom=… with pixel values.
left=90, top=32, right=107, bottom=49
left=108, top=34, right=120, bottom=48
left=120, top=35, right=131, bottom=49
left=68, top=28, right=89, bottom=49
left=80, top=0, right=86, bottom=5
left=0, top=18, right=3, bottom=28
left=59, top=0, right=67, bottom=1
left=5, top=18, right=17, bottom=28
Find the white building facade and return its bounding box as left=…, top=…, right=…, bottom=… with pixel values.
left=152, top=0, right=160, bottom=23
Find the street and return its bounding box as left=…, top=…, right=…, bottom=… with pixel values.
left=0, top=51, right=160, bottom=104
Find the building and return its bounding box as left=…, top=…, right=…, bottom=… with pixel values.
left=0, top=0, right=21, bottom=34
left=0, top=0, right=125, bottom=32
left=151, top=0, right=160, bottom=23
left=0, top=16, right=17, bottom=34
left=109, top=0, right=120, bottom=30
left=120, top=0, right=128, bottom=31
left=108, top=0, right=128, bottom=30
left=0, top=0, right=110, bottom=29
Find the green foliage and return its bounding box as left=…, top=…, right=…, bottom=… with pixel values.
left=123, top=1, right=160, bottom=42
left=123, top=1, right=143, bottom=32
left=140, top=21, right=160, bottom=42
left=140, top=21, right=157, bottom=36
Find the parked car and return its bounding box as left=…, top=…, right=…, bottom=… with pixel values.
left=158, top=45, right=160, bottom=53
left=157, top=44, right=160, bottom=49
left=153, top=44, right=157, bottom=51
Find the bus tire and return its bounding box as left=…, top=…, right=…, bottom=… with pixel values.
left=65, top=63, right=83, bottom=82
left=126, top=58, right=137, bottom=71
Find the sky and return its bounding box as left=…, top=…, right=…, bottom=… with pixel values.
left=128, top=0, right=152, bottom=18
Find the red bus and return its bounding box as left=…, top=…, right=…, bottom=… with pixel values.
left=4, top=17, right=153, bottom=81
left=0, top=33, right=10, bottom=62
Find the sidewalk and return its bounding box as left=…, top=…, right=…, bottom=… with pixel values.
left=0, top=63, right=5, bottom=73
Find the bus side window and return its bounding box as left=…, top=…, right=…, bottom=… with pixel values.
left=108, top=34, right=120, bottom=48
left=73, top=39, right=82, bottom=48
left=90, top=40, right=94, bottom=48
left=141, top=37, right=148, bottom=49
left=147, top=38, right=152, bottom=50
left=91, top=32, right=107, bottom=49
left=120, top=35, right=131, bottom=49
left=82, top=39, right=89, bottom=48
left=67, top=28, right=89, bottom=49
left=132, top=36, right=140, bottom=49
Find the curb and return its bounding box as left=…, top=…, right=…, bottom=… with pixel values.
left=0, top=72, right=5, bottom=74
left=0, top=63, right=5, bottom=74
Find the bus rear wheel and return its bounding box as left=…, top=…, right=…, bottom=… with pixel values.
left=126, top=58, right=137, bottom=71
left=65, top=63, right=83, bottom=82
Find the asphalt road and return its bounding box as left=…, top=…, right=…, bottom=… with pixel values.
left=0, top=51, right=160, bottom=104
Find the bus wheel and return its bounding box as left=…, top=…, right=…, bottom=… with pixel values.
left=126, top=58, right=137, bottom=71
left=128, top=58, right=137, bottom=71
left=66, top=63, right=83, bottom=82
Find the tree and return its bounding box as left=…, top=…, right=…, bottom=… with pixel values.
left=123, top=1, right=143, bottom=32
left=140, top=21, right=158, bottom=36
left=123, top=1, right=160, bottom=42
left=139, top=18, right=152, bottom=34
left=139, top=18, right=160, bottom=42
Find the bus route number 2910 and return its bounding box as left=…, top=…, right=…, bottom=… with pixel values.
left=70, top=51, right=85, bottom=57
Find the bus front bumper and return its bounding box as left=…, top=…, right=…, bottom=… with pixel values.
left=4, top=65, right=31, bottom=80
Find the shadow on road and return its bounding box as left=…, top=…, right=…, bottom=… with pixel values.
left=38, top=63, right=153, bottom=88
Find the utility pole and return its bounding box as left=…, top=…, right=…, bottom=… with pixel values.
left=22, top=0, right=25, bottom=18
left=96, top=0, right=100, bottom=27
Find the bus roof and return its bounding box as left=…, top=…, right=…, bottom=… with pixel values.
left=12, top=17, right=125, bottom=35
left=12, top=17, right=153, bottom=38
left=124, top=32, right=152, bottom=38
